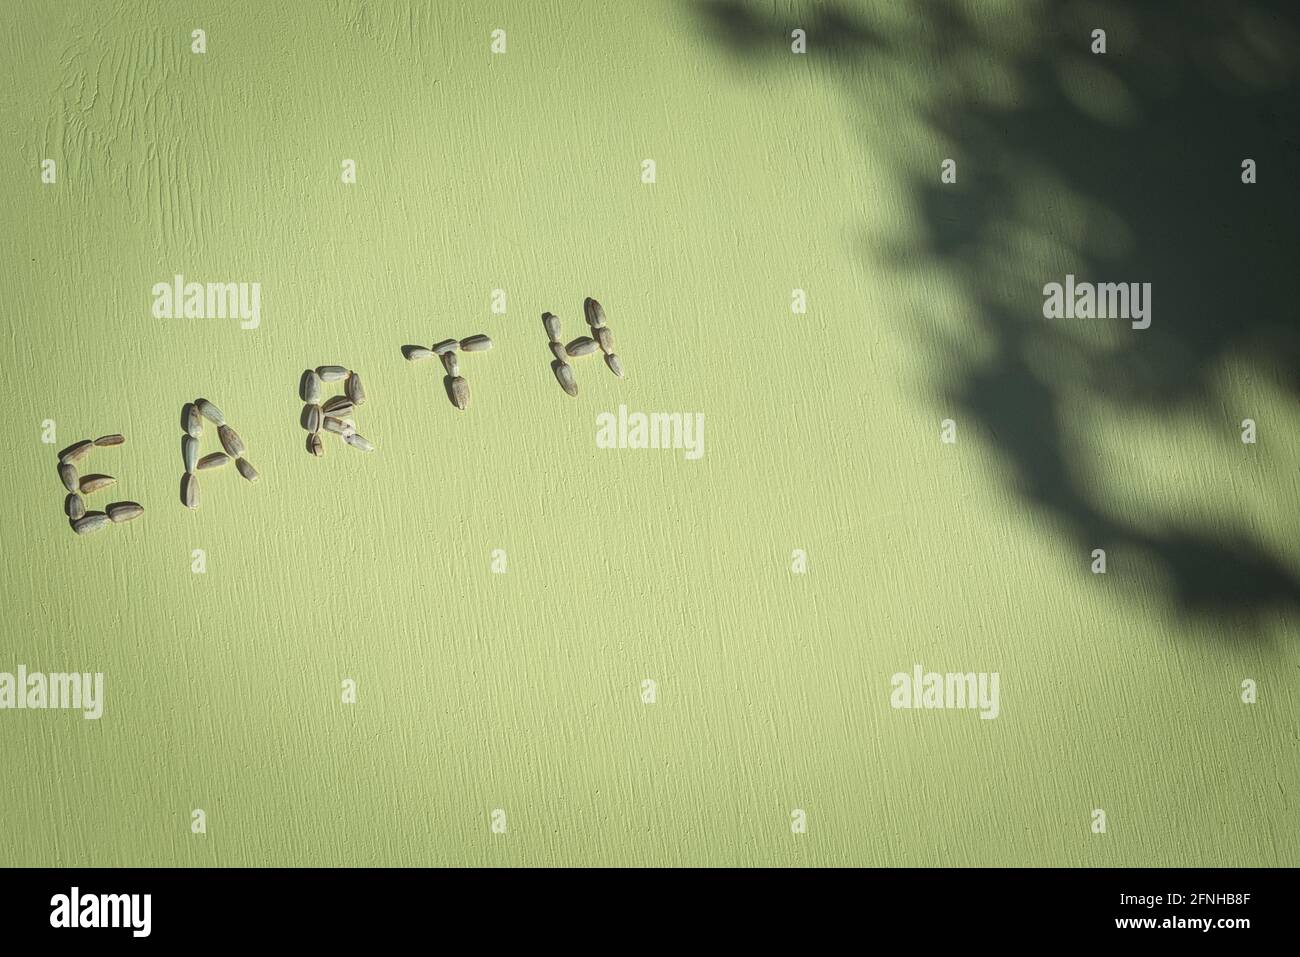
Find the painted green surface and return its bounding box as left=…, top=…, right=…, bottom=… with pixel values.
left=0, top=0, right=1296, bottom=866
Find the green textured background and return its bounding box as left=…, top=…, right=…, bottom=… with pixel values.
left=1, top=0, right=1297, bottom=867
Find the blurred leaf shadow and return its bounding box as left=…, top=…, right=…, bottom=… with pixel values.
left=691, top=0, right=1300, bottom=638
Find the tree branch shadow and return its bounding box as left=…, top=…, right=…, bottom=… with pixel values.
left=691, top=0, right=1300, bottom=640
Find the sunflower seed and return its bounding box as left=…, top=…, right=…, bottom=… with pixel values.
left=183, top=403, right=202, bottom=437
left=307, top=433, right=324, bottom=457
left=441, top=350, right=460, bottom=376
left=106, top=501, right=144, bottom=523
left=65, top=493, right=85, bottom=521
left=94, top=434, right=125, bottom=448
left=449, top=376, right=469, bottom=410
left=460, top=334, right=493, bottom=352
left=583, top=297, right=606, bottom=328
left=182, top=435, right=198, bottom=472
left=322, top=396, right=354, bottom=416
left=79, top=474, right=115, bottom=495
left=323, top=416, right=353, bottom=435
left=196, top=398, right=225, bottom=425
left=344, top=432, right=375, bottom=452
left=549, top=341, right=567, bottom=362
left=197, top=452, right=231, bottom=470
left=59, top=440, right=94, bottom=464
left=300, top=369, right=322, bottom=403
left=345, top=372, right=366, bottom=406
left=73, top=512, right=111, bottom=535
left=552, top=360, right=578, bottom=397
left=182, top=472, right=199, bottom=509
left=432, top=338, right=459, bottom=355
left=594, top=326, right=614, bottom=354
left=218, top=424, right=246, bottom=458
left=302, top=404, right=322, bottom=433
left=317, top=365, right=348, bottom=382
left=566, top=336, right=598, bottom=357
left=59, top=462, right=79, bottom=492
left=403, top=345, right=434, bottom=361
left=542, top=312, right=562, bottom=342
left=604, top=352, right=625, bottom=378
left=235, top=457, right=259, bottom=482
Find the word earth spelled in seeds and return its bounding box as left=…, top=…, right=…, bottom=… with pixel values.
left=56, top=434, right=143, bottom=535
left=56, top=301, right=626, bottom=533
left=299, top=366, right=373, bottom=456
left=179, top=398, right=259, bottom=510
left=402, top=335, right=494, bottom=411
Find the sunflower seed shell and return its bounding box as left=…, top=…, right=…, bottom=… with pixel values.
left=60, top=440, right=94, bottom=465
left=322, top=396, right=354, bottom=416
left=303, top=404, right=322, bottom=433
left=79, top=474, right=115, bottom=495
left=300, top=369, right=322, bottom=403
left=107, top=501, right=144, bottom=523
left=182, top=472, right=199, bottom=509
left=449, top=376, right=469, bottom=410
left=73, top=512, right=111, bottom=535
left=196, top=398, right=225, bottom=425
left=566, top=336, right=598, bottom=357
left=345, top=372, right=366, bottom=406
left=553, top=361, right=578, bottom=397
left=542, top=312, right=562, bottom=342
left=218, top=424, right=245, bottom=458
